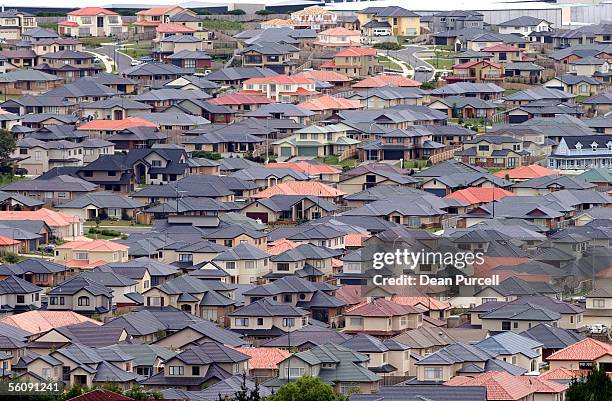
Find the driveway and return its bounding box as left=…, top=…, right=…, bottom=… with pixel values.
left=95, top=43, right=134, bottom=73
left=390, top=46, right=435, bottom=82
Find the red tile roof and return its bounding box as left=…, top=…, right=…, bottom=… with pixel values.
left=493, top=165, right=557, bottom=180
left=68, top=7, right=118, bottom=16
left=540, top=368, right=580, bottom=381
left=253, top=181, right=345, bottom=199
left=294, top=70, right=351, bottom=82
left=445, top=187, right=515, bottom=205
left=0, top=235, right=20, bottom=246
left=0, top=209, right=79, bottom=227
left=136, top=6, right=178, bottom=16
left=266, top=239, right=299, bottom=255
left=319, top=27, right=361, bottom=36
left=445, top=372, right=539, bottom=400
left=453, top=59, right=502, bottom=70
left=481, top=44, right=522, bottom=52
left=297, top=95, right=363, bottom=111
left=57, top=239, right=128, bottom=252
left=0, top=310, right=101, bottom=334
left=58, top=21, right=79, bottom=27
left=68, top=389, right=133, bottom=401
left=78, top=117, right=158, bottom=131
left=391, top=296, right=452, bottom=311
left=353, top=74, right=421, bottom=88
left=344, top=298, right=423, bottom=317
left=335, top=47, right=377, bottom=57
left=344, top=233, right=369, bottom=247
left=266, top=161, right=341, bottom=175
left=279, top=87, right=319, bottom=96
left=335, top=285, right=365, bottom=306
left=156, top=23, right=196, bottom=33
left=234, top=347, right=289, bottom=370
left=547, top=338, right=612, bottom=361
left=210, top=93, right=276, bottom=106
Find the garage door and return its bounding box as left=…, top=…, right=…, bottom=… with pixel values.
left=246, top=212, right=269, bottom=223
left=424, top=188, right=447, bottom=197
left=298, top=146, right=319, bottom=157
left=508, top=114, right=529, bottom=124
left=281, top=147, right=292, bottom=157
left=383, top=150, right=404, bottom=160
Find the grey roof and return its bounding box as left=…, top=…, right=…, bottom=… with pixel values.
left=53, top=321, right=128, bottom=347
left=212, top=243, right=269, bottom=261
left=1, top=175, right=97, bottom=193
left=477, top=276, right=559, bottom=297
left=44, top=78, right=117, bottom=99
left=351, top=384, right=486, bottom=401
left=122, top=62, right=193, bottom=77
left=56, top=192, right=142, bottom=210
left=476, top=331, right=542, bottom=358
left=243, top=103, right=315, bottom=118
left=85, top=97, right=152, bottom=110
left=0, top=275, right=41, bottom=295
left=102, top=344, right=176, bottom=367
left=133, top=88, right=211, bottom=101
left=94, top=360, right=143, bottom=383
left=553, top=74, right=603, bottom=85
left=498, top=16, right=548, bottom=27
left=520, top=323, right=584, bottom=350
left=0, top=69, right=60, bottom=83
left=205, top=67, right=278, bottom=82
left=133, top=111, right=209, bottom=126
left=262, top=325, right=350, bottom=348
left=476, top=302, right=561, bottom=321
left=172, top=342, right=249, bottom=365
left=100, top=257, right=178, bottom=278
left=430, top=82, right=504, bottom=96
left=244, top=276, right=336, bottom=297
left=503, top=86, right=575, bottom=101
left=48, top=276, right=112, bottom=297
left=145, top=196, right=230, bottom=214
left=229, top=298, right=308, bottom=317
left=416, top=342, right=494, bottom=365
left=167, top=49, right=212, bottom=60
left=505, top=62, right=545, bottom=71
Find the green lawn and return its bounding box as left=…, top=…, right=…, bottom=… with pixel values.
left=317, top=156, right=359, bottom=170
left=79, top=37, right=114, bottom=48
left=200, top=19, right=242, bottom=31
left=121, top=40, right=152, bottom=59
left=38, top=22, right=58, bottom=31
left=574, top=95, right=589, bottom=103
left=377, top=56, right=402, bottom=71
left=84, top=219, right=150, bottom=227
left=428, top=58, right=454, bottom=70
left=0, top=174, right=29, bottom=186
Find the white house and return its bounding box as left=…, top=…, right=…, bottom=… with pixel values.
left=58, top=7, right=127, bottom=37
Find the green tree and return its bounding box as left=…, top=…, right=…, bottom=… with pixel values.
left=0, top=128, right=15, bottom=173
left=125, top=384, right=162, bottom=400
left=268, top=377, right=346, bottom=401
left=566, top=367, right=612, bottom=401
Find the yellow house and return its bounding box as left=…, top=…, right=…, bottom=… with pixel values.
left=357, top=6, right=420, bottom=37
left=54, top=240, right=129, bottom=270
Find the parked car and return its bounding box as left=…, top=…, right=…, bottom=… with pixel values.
left=415, top=65, right=433, bottom=72
left=139, top=56, right=153, bottom=63
left=130, top=60, right=141, bottom=66
left=590, top=324, right=607, bottom=334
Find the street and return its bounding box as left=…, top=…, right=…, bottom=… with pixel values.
left=94, top=43, right=134, bottom=73
left=390, top=46, right=436, bottom=83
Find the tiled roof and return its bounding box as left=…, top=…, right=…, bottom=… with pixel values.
left=453, top=59, right=502, bottom=69
left=319, top=27, right=360, bottom=36
left=445, top=187, right=515, bottom=205
left=546, top=338, right=612, bottom=361
left=494, top=165, right=557, bottom=180
left=0, top=310, right=101, bottom=335
left=56, top=239, right=128, bottom=252
left=243, top=75, right=313, bottom=85
left=446, top=372, right=566, bottom=400
left=353, top=74, right=421, bottom=88
left=233, top=346, right=289, bottom=369
left=266, top=239, right=299, bottom=255
left=155, top=23, right=196, bottom=33
left=391, top=296, right=451, bottom=311
left=298, top=95, right=362, bottom=111
left=266, top=161, right=341, bottom=175
left=68, top=7, right=117, bottom=16
left=481, top=44, right=522, bottom=52
left=78, top=117, right=158, bottom=130
left=252, top=181, right=345, bottom=198
left=344, top=298, right=422, bottom=317
left=294, top=70, right=351, bottom=82
left=335, top=47, right=377, bottom=57
left=66, top=389, right=133, bottom=401
left=0, top=209, right=79, bottom=227
left=137, top=6, right=177, bottom=15
left=209, top=93, right=275, bottom=106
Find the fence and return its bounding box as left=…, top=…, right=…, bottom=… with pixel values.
left=429, top=145, right=461, bottom=165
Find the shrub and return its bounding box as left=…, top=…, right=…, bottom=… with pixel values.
left=373, top=42, right=402, bottom=50
left=226, top=9, right=246, bottom=15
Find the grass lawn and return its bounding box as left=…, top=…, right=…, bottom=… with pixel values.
left=121, top=40, right=152, bottom=59
left=201, top=19, right=242, bottom=31
left=428, top=57, right=454, bottom=70
left=574, top=95, right=589, bottom=103
left=395, top=160, right=429, bottom=169
left=84, top=220, right=150, bottom=227
left=79, top=37, right=114, bottom=48
left=38, top=22, right=58, bottom=31
left=486, top=167, right=506, bottom=174
left=317, top=156, right=359, bottom=170
left=377, top=56, right=402, bottom=71
left=0, top=174, right=29, bottom=186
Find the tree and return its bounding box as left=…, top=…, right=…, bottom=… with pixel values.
left=223, top=373, right=263, bottom=401
left=0, top=128, right=15, bottom=173
left=566, top=367, right=612, bottom=401
left=125, top=384, right=162, bottom=400
left=268, top=377, right=346, bottom=401
left=227, top=9, right=246, bottom=15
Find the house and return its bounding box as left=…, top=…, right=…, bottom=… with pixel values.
left=167, top=49, right=212, bottom=70
left=58, top=7, right=127, bottom=37
left=546, top=337, right=612, bottom=375
left=428, top=96, right=496, bottom=119
left=54, top=240, right=129, bottom=270
left=493, top=164, right=557, bottom=182
left=0, top=48, right=36, bottom=68
left=252, top=181, right=345, bottom=202
left=211, top=243, right=270, bottom=285
left=0, top=276, right=42, bottom=315
left=429, top=11, right=485, bottom=32
left=0, top=208, right=82, bottom=240
left=454, top=135, right=529, bottom=169
left=134, top=5, right=191, bottom=34
left=100, top=257, right=178, bottom=292
left=35, top=51, right=102, bottom=82
left=357, top=126, right=447, bottom=162
left=0, top=310, right=101, bottom=336
left=314, top=27, right=360, bottom=50
left=290, top=6, right=337, bottom=30
left=204, top=67, right=278, bottom=87
left=0, top=259, right=66, bottom=287
left=521, top=323, right=584, bottom=359
left=357, top=6, right=420, bottom=38
left=569, top=56, right=610, bottom=78
left=241, top=195, right=337, bottom=224
left=229, top=298, right=309, bottom=340
left=447, top=60, right=504, bottom=84
left=122, top=62, right=194, bottom=90
left=47, top=275, right=113, bottom=317
left=503, top=86, right=575, bottom=106
left=264, top=343, right=380, bottom=395
left=430, top=82, right=504, bottom=101
left=208, top=93, right=275, bottom=114
left=141, top=342, right=249, bottom=390
left=81, top=98, right=153, bottom=120
left=266, top=242, right=341, bottom=280
left=56, top=192, right=143, bottom=221
left=0, top=70, right=62, bottom=96
left=548, top=135, right=612, bottom=170
left=504, top=62, right=544, bottom=82
left=543, top=74, right=603, bottom=96
left=337, top=163, right=419, bottom=196
left=583, top=91, right=612, bottom=116
left=498, top=16, right=552, bottom=38
left=241, top=75, right=318, bottom=104
left=342, top=298, right=423, bottom=336
left=0, top=9, right=37, bottom=40
left=321, top=47, right=381, bottom=79
left=239, top=42, right=299, bottom=74
left=272, top=124, right=359, bottom=159
left=297, top=95, right=363, bottom=119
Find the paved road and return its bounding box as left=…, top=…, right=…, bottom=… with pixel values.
left=390, top=46, right=435, bottom=83
left=95, top=44, right=133, bottom=73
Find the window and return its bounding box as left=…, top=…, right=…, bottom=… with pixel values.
left=78, top=296, right=90, bottom=306
left=424, top=367, right=443, bottom=380
left=245, top=261, right=255, bottom=269
left=16, top=295, right=24, bottom=303
left=350, top=317, right=363, bottom=326
left=168, top=366, right=184, bottom=375
left=257, top=317, right=264, bottom=326
left=179, top=254, right=192, bottom=262
left=34, top=151, right=42, bottom=161
left=593, top=298, right=606, bottom=308
left=235, top=318, right=249, bottom=327
left=277, top=263, right=290, bottom=271
left=75, top=252, right=88, bottom=260
left=42, top=368, right=52, bottom=379
left=225, top=261, right=236, bottom=270
left=282, top=317, right=295, bottom=327
left=192, top=366, right=200, bottom=375
left=502, top=321, right=511, bottom=331
left=285, top=367, right=304, bottom=378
